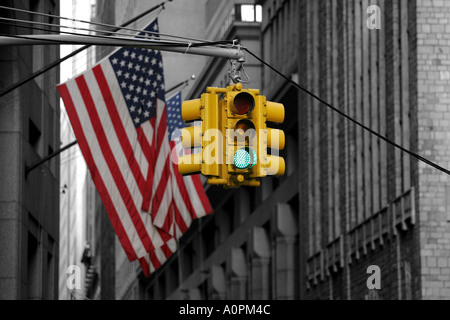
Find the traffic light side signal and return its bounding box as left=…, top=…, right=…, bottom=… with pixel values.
left=252, top=94, right=285, bottom=179
left=178, top=91, right=222, bottom=179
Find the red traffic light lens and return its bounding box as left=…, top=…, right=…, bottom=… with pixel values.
left=233, top=92, right=255, bottom=115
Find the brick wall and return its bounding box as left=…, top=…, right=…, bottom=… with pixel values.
left=416, top=0, right=450, bottom=300
left=122, top=0, right=450, bottom=300
left=298, top=0, right=424, bottom=300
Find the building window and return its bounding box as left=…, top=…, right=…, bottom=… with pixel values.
left=27, top=231, right=40, bottom=299
left=236, top=4, right=262, bottom=23
left=29, top=119, right=42, bottom=156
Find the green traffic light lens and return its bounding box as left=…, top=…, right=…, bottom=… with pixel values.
left=234, top=149, right=250, bottom=169
left=234, top=148, right=257, bottom=169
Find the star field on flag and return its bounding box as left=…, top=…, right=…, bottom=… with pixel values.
left=166, top=92, right=185, bottom=140
left=109, top=22, right=166, bottom=128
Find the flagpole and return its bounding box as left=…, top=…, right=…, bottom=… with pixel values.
left=166, top=75, right=196, bottom=97
left=25, top=140, right=78, bottom=178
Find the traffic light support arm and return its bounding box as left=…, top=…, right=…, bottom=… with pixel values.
left=0, top=34, right=246, bottom=61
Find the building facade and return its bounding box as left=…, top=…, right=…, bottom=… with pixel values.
left=84, top=0, right=450, bottom=300
left=295, top=0, right=417, bottom=300
left=140, top=0, right=450, bottom=300
left=292, top=0, right=450, bottom=300
left=58, top=0, right=93, bottom=301
left=0, top=0, right=60, bottom=299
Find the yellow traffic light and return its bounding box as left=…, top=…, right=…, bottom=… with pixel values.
left=178, top=83, right=285, bottom=188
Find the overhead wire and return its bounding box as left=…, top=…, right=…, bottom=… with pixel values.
left=60, top=152, right=83, bottom=167
left=0, top=1, right=167, bottom=99
left=0, top=4, right=228, bottom=47
left=0, top=2, right=238, bottom=102
left=243, top=47, right=450, bottom=177
left=0, top=21, right=235, bottom=51
left=10, top=4, right=440, bottom=180
left=0, top=16, right=201, bottom=46
left=11, top=4, right=215, bottom=169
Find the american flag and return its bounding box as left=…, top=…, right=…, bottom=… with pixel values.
left=139, top=92, right=213, bottom=276
left=57, top=19, right=212, bottom=277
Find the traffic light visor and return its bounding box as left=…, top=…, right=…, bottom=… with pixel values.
left=181, top=125, right=202, bottom=148
left=178, top=154, right=202, bottom=175
left=232, top=92, right=255, bottom=115
left=182, top=99, right=202, bottom=122
left=266, top=101, right=285, bottom=123
left=266, top=155, right=285, bottom=176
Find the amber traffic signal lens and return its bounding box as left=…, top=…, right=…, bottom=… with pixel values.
left=235, top=119, right=256, bottom=139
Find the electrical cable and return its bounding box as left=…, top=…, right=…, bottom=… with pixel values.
left=243, top=47, right=450, bottom=177
left=60, top=153, right=83, bottom=167
left=0, top=1, right=167, bottom=99
left=7, top=4, right=434, bottom=178
left=0, top=31, right=211, bottom=48
left=58, top=140, right=80, bottom=163
left=0, top=16, right=201, bottom=46
left=0, top=4, right=235, bottom=99
left=0, top=4, right=220, bottom=46
left=0, top=18, right=236, bottom=52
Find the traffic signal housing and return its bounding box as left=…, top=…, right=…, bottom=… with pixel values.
left=224, top=84, right=260, bottom=187
left=178, top=83, right=285, bottom=188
